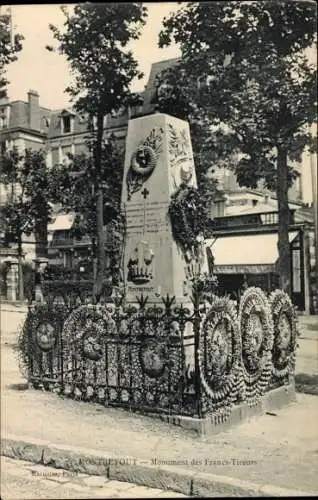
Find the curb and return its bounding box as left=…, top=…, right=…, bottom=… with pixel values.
left=1, top=436, right=315, bottom=497
left=0, top=308, right=28, bottom=314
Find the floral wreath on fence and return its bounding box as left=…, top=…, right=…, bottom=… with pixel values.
left=113, top=301, right=185, bottom=410
left=238, top=287, right=274, bottom=404
left=270, top=289, right=297, bottom=381
left=198, top=295, right=241, bottom=422
left=17, top=303, right=68, bottom=386
left=62, top=304, right=116, bottom=399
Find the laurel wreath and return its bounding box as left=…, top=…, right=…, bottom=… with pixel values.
left=123, top=309, right=182, bottom=406
left=168, top=183, right=208, bottom=259
left=270, top=289, right=297, bottom=381
left=17, top=303, right=68, bottom=387
left=238, top=287, right=274, bottom=404
left=62, top=304, right=116, bottom=398
left=130, top=146, right=157, bottom=176
left=198, top=295, right=241, bottom=420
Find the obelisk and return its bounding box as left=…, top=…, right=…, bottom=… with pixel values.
left=121, top=113, right=206, bottom=303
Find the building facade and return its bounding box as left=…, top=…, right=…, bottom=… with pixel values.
left=1, top=58, right=316, bottom=310
left=0, top=90, right=53, bottom=264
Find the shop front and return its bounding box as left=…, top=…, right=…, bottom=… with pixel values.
left=204, top=230, right=306, bottom=311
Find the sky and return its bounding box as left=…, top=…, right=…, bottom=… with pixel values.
left=3, top=3, right=316, bottom=203
left=5, top=3, right=182, bottom=109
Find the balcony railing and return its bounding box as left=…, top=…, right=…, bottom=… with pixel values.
left=213, top=210, right=295, bottom=229
left=49, top=235, right=92, bottom=247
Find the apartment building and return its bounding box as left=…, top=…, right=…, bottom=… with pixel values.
left=0, top=58, right=316, bottom=310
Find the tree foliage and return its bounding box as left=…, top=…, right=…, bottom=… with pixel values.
left=153, top=64, right=222, bottom=198
left=0, top=7, right=23, bottom=98
left=48, top=3, right=148, bottom=296
left=50, top=136, right=124, bottom=240
left=156, top=1, right=317, bottom=293
left=48, top=3, right=147, bottom=117
left=0, top=147, right=54, bottom=298
left=0, top=148, right=53, bottom=238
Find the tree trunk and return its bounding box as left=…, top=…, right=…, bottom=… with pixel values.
left=94, top=112, right=106, bottom=299
left=276, top=146, right=291, bottom=295
left=17, top=231, right=24, bottom=301
left=35, top=215, right=48, bottom=259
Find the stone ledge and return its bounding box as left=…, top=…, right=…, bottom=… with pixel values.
left=160, top=383, right=296, bottom=436
left=1, top=434, right=313, bottom=498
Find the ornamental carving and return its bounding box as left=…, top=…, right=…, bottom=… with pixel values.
left=139, top=338, right=167, bottom=378
left=127, top=240, right=154, bottom=285
left=168, top=124, right=194, bottom=189
left=126, top=127, right=164, bottom=200
left=82, top=334, right=103, bottom=361
left=36, top=322, right=56, bottom=352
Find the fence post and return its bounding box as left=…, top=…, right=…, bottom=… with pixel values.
left=193, top=292, right=203, bottom=418
left=26, top=303, right=33, bottom=389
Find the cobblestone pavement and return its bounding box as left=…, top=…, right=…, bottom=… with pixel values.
left=1, top=457, right=189, bottom=499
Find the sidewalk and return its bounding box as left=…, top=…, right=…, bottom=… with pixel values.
left=1, top=345, right=318, bottom=497
left=2, top=456, right=188, bottom=498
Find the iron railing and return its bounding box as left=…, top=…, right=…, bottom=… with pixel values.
left=19, top=287, right=297, bottom=422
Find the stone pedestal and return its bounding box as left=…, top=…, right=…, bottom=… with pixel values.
left=121, top=113, right=207, bottom=303
left=5, top=258, right=19, bottom=302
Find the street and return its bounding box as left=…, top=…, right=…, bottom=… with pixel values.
left=1, top=307, right=318, bottom=497
left=296, top=316, right=318, bottom=376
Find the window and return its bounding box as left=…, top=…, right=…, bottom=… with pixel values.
left=61, top=115, right=72, bottom=134
left=0, top=115, right=7, bottom=129
left=64, top=251, right=73, bottom=268
left=1, top=140, right=6, bottom=155
left=42, top=116, right=50, bottom=130
left=292, top=246, right=301, bottom=293
left=295, top=174, right=302, bottom=200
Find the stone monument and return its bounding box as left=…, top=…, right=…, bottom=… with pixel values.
left=121, top=113, right=207, bottom=303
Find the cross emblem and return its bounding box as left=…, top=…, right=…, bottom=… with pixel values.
left=141, top=187, right=149, bottom=199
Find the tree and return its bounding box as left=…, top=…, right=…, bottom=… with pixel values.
left=0, top=147, right=54, bottom=299
left=153, top=68, right=225, bottom=216
left=156, top=1, right=317, bottom=294
left=0, top=7, right=23, bottom=98
left=48, top=3, right=147, bottom=296
left=50, top=135, right=125, bottom=283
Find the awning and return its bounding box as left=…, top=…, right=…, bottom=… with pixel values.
left=48, top=213, right=75, bottom=231
left=205, top=231, right=299, bottom=274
